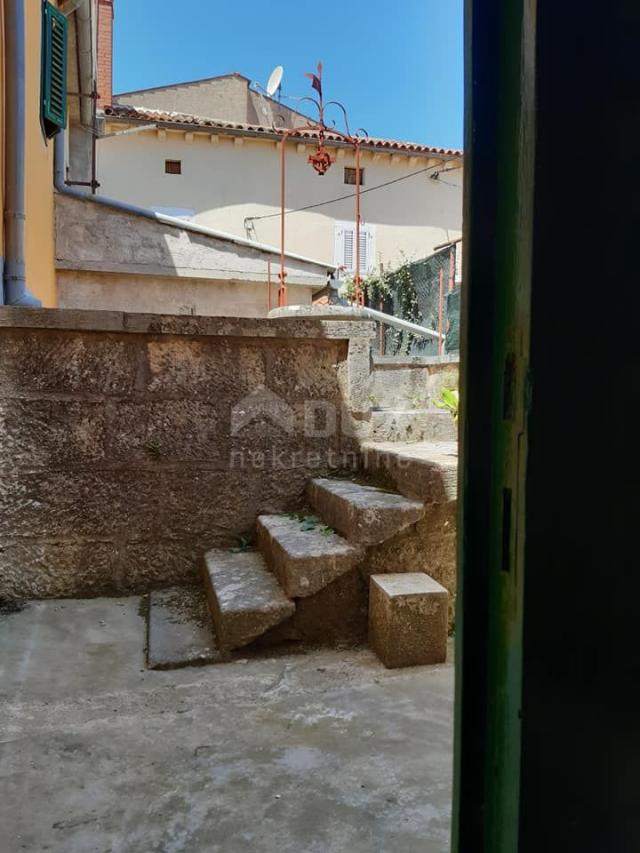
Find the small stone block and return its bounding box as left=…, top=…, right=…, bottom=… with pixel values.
left=202, top=549, right=295, bottom=650
left=368, top=573, right=448, bottom=668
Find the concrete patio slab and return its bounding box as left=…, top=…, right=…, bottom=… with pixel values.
left=0, top=597, right=454, bottom=853
left=146, top=586, right=223, bottom=670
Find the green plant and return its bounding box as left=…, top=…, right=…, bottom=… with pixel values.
left=343, top=271, right=391, bottom=306
left=144, top=439, right=162, bottom=458
left=433, top=387, right=459, bottom=422
left=230, top=536, right=250, bottom=554
left=286, top=512, right=334, bottom=536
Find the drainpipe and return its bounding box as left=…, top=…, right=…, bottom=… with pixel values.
left=2, top=0, right=41, bottom=305
left=73, top=0, right=94, bottom=130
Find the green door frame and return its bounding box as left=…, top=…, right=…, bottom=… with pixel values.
left=452, top=1, right=639, bottom=850
left=453, top=0, right=536, bottom=848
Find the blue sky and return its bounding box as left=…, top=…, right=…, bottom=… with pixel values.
left=112, top=1, right=463, bottom=149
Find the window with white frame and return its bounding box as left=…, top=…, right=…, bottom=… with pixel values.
left=334, top=221, right=376, bottom=275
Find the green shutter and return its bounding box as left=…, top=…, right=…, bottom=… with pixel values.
left=41, top=2, right=68, bottom=138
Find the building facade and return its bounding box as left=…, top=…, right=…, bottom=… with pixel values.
left=94, top=11, right=463, bottom=283
left=1, top=0, right=65, bottom=306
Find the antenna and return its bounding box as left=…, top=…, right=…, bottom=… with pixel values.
left=266, top=65, right=284, bottom=97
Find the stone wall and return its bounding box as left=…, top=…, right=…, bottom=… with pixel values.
left=0, top=308, right=373, bottom=599
left=370, top=354, right=459, bottom=410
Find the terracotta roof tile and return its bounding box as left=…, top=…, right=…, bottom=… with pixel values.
left=102, top=104, right=463, bottom=158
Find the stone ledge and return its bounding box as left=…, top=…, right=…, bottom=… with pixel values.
left=372, top=354, right=459, bottom=367
left=0, top=307, right=375, bottom=341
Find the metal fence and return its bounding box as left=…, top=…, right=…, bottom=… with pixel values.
left=369, top=242, right=461, bottom=356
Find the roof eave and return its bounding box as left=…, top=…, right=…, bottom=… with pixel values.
left=100, top=112, right=464, bottom=159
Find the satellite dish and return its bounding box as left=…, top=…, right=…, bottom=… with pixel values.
left=265, top=65, right=284, bottom=97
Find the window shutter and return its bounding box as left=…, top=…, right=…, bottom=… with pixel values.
left=358, top=230, right=368, bottom=275
left=344, top=228, right=355, bottom=271
left=335, top=221, right=374, bottom=274
left=41, top=3, right=68, bottom=138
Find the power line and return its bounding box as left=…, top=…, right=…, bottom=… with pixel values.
left=244, top=163, right=462, bottom=223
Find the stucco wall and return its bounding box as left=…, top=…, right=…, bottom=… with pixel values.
left=96, top=130, right=462, bottom=272
left=0, top=307, right=373, bottom=598
left=55, top=193, right=327, bottom=316
left=57, top=271, right=314, bottom=317
left=114, top=74, right=307, bottom=129
left=23, top=0, right=58, bottom=305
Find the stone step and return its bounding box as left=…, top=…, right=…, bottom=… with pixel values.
left=370, top=409, right=457, bottom=443
left=256, top=514, right=364, bottom=598
left=361, top=440, right=458, bottom=503
left=368, top=573, right=448, bottom=668
left=146, top=586, right=224, bottom=670
left=202, top=549, right=295, bottom=651
left=307, top=477, right=424, bottom=546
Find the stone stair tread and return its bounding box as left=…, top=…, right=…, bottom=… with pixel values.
left=146, top=586, right=223, bottom=670
left=361, top=440, right=458, bottom=502
left=202, top=549, right=295, bottom=650
left=307, top=477, right=424, bottom=546
left=310, top=477, right=424, bottom=511
left=256, top=514, right=363, bottom=598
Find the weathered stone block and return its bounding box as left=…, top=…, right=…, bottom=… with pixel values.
left=0, top=540, right=118, bottom=599
left=368, top=573, right=448, bottom=668
left=361, top=441, right=458, bottom=503
left=202, top=549, right=294, bottom=650
left=0, top=329, right=139, bottom=396
left=0, top=398, right=106, bottom=468
left=307, top=477, right=424, bottom=546
left=256, top=514, right=363, bottom=597
left=0, top=471, right=166, bottom=539
left=369, top=409, right=457, bottom=443
left=119, top=539, right=203, bottom=591
left=145, top=338, right=266, bottom=400
left=265, top=340, right=343, bottom=402
left=106, top=400, right=226, bottom=464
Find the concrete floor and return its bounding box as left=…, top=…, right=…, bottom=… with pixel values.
left=0, top=598, right=454, bottom=853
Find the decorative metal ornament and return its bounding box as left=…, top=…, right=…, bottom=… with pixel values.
left=276, top=63, right=369, bottom=307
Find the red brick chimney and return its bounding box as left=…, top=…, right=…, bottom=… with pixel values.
left=96, top=0, right=114, bottom=107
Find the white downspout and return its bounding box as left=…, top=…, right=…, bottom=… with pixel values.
left=2, top=0, right=41, bottom=305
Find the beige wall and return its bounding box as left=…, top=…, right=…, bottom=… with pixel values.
left=58, top=270, right=313, bottom=317
left=23, top=0, right=58, bottom=306
left=114, top=74, right=307, bottom=128
left=97, top=129, right=463, bottom=274
left=55, top=193, right=327, bottom=316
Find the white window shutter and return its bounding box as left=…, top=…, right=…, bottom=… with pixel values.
left=344, top=228, right=354, bottom=271
left=358, top=230, right=367, bottom=275
left=335, top=221, right=374, bottom=274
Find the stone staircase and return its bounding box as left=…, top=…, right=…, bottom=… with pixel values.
left=146, top=472, right=444, bottom=668
left=202, top=477, right=424, bottom=654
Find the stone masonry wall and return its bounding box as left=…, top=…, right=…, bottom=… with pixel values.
left=0, top=308, right=373, bottom=599
left=370, top=355, right=459, bottom=410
